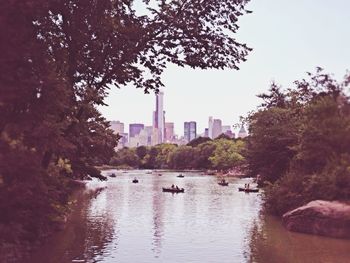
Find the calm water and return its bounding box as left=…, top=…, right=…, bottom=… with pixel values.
left=28, top=171, right=350, bottom=263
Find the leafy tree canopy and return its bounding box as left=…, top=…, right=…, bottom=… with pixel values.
left=246, top=69, right=350, bottom=215
left=187, top=136, right=212, bottom=147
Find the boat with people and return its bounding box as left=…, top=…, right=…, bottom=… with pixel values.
left=162, top=185, right=184, bottom=193
left=177, top=174, right=184, bottom=178
left=132, top=178, right=139, bottom=183
left=238, top=187, right=259, bottom=193
left=218, top=178, right=229, bottom=186
left=109, top=173, right=116, bottom=178
left=162, top=188, right=184, bottom=193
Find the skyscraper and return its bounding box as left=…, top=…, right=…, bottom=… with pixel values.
left=153, top=91, right=165, bottom=144
left=129, top=123, right=144, bottom=138
left=110, top=121, right=124, bottom=134
left=208, top=116, right=213, bottom=138
left=144, top=126, right=153, bottom=145
left=184, top=121, right=197, bottom=142
left=165, top=122, right=174, bottom=142
left=212, top=119, right=222, bottom=139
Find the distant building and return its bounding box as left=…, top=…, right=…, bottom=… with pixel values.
left=165, top=122, right=175, bottom=142
left=225, top=130, right=234, bottom=138
left=129, top=123, right=144, bottom=138
left=110, top=121, right=124, bottom=134
left=128, top=136, right=139, bottom=148
left=208, top=117, right=222, bottom=139
left=153, top=91, right=165, bottom=143
left=208, top=117, right=213, bottom=138
left=212, top=119, right=222, bottom=139
left=144, top=126, right=153, bottom=146
left=204, top=128, right=209, bottom=138
left=222, top=125, right=231, bottom=133
left=237, top=124, right=248, bottom=138
left=173, top=135, right=188, bottom=146
left=184, top=121, right=197, bottom=142
left=116, top=132, right=128, bottom=150
left=151, top=128, right=161, bottom=145
left=222, top=125, right=234, bottom=138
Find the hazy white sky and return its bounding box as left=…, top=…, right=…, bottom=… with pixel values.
left=100, top=0, right=350, bottom=136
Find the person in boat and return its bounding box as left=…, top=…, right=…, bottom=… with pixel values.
left=176, top=185, right=179, bottom=190
left=171, top=184, right=175, bottom=189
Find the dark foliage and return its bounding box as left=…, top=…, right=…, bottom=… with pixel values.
left=187, top=136, right=212, bottom=147
left=246, top=69, right=350, bottom=215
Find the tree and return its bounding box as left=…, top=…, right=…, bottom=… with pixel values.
left=110, top=148, right=139, bottom=168
left=168, top=146, right=195, bottom=169
left=215, top=133, right=232, bottom=140
left=136, top=146, right=148, bottom=160
left=209, top=139, right=245, bottom=171
left=187, top=136, right=212, bottom=147
left=192, top=141, right=217, bottom=169
left=245, top=107, right=298, bottom=183
left=248, top=70, right=350, bottom=215
left=155, top=144, right=177, bottom=168
left=142, top=147, right=159, bottom=169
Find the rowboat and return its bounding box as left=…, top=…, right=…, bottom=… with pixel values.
left=162, top=187, right=184, bottom=193
left=177, top=174, right=184, bottom=178
left=218, top=182, right=229, bottom=186
left=238, top=187, right=259, bottom=193
left=132, top=179, right=139, bottom=183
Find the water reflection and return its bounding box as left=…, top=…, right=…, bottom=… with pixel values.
left=248, top=213, right=350, bottom=263
left=151, top=177, right=164, bottom=257
left=27, top=172, right=350, bottom=263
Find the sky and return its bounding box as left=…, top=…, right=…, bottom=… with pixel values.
left=99, top=0, right=350, bottom=136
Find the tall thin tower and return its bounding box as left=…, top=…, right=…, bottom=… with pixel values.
left=153, top=91, right=165, bottom=143
left=208, top=116, right=213, bottom=139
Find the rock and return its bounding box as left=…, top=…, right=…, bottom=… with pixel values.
left=282, top=200, right=350, bottom=239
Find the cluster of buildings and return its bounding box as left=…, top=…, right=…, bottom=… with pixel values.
left=110, top=91, right=247, bottom=149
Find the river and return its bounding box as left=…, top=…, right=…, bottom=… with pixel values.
left=28, top=170, right=350, bottom=263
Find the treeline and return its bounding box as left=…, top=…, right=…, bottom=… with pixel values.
left=245, top=69, right=350, bottom=215
left=110, top=136, right=245, bottom=171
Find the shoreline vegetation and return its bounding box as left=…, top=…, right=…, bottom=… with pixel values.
left=108, top=136, right=246, bottom=173
left=245, top=69, right=350, bottom=218
left=96, top=166, right=247, bottom=178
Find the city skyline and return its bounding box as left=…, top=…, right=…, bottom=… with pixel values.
left=107, top=90, right=243, bottom=138
left=99, top=0, right=350, bottom=136
left=111, top=91, right=239, bottom=148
